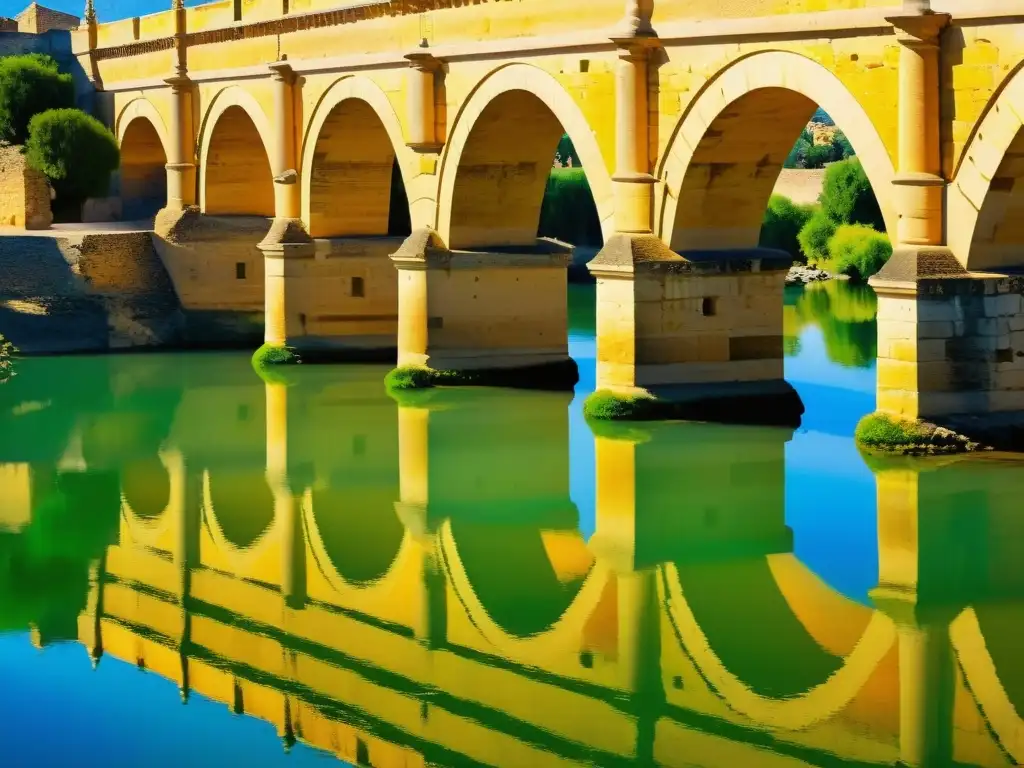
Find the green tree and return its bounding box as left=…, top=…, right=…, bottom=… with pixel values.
left=832, top=130, right=855, bottom=160
left=538, top=167, right=602, bottom=246
left=760, top=194, right=815, bottom=261
left=805, top=142, right=833, bottom=169
left=819, top=157, right=884, bottom=231
left=555, top=134, right=580, bottom=167
left=26, top=109, right=120, bottom=210
left=0, top=54, right=74, bottom=144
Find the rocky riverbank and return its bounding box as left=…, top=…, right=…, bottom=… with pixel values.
left=786, top=264, right=834, bottom=285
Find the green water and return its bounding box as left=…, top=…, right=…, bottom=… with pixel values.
left=1, top=281, right=1024, bottom=768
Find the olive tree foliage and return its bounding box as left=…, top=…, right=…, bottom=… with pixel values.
left=25, top=109, right=120, bottom=206
left=0, top=54, right=74, bottom=145
left=0, top=334, right=15, bottom=384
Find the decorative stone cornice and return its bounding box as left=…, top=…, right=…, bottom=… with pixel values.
left=267, top=58, right=295, bottom=83
left=93, top=37, right=175, bottom=61
left=886, top=9, right=951, bottom=47
left=405, top=50, right=441, bottom=72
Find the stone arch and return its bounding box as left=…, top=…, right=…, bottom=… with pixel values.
left=947, top=64, right=1024, bottom=271
left=304, top=485, right=406, bottom=586
left=301, top=491, right=422, bottom=613
left=119, top=449, right=183, bottom=550
left=438, top=520, right=612, bottom=666
left=201, top=468, right=279, bottom=569
left=662, top=556, right=897, bottom=729
left=300, top=76, right=412, bottom=238
left=658, top=50, right=897, bottom=252
left=436, top=63, right=614, bottom=249
left=116, top=99, right=171, bottom=220
left=198, top=87, right=275, bottom=216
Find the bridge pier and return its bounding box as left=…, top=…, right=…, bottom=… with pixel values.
left=585, top=238, right=803, bottom=425
left=872, top=261, right=1024, bottom=434
left=388, top=230, right=578, bottom=390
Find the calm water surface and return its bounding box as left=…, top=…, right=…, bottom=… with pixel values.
left=1, top=281, right=1023, bottom=767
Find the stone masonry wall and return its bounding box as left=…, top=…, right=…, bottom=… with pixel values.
left=877, top=277, right=1024, bottom=419
left=0, top=231, right=183, bottom=353
left=0, top=145, right=52, bottom=230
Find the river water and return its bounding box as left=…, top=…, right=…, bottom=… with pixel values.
left=1, top=281, right=1023, bottom=767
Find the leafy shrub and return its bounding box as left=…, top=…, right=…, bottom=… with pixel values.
left=538, top=167, right=603, bottom=247
left=826, top=223, right=893, bottom=281
left=0, top=54, right=74, bottom=144
left=797, top=209, right=836, bottom=265
left=25, top=108, right=120, bottom=208
left=819, top=158, right=884, bottom=231
left=760, top=194, right=815, bottom=261
left=0, top=333, right=14, bottom=383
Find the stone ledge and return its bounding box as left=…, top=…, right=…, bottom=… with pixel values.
left=588, top=233, right=793, bottom=277
left=583, top=379, right=804, bottom=428
left=384, top=359, right=580, bottom=400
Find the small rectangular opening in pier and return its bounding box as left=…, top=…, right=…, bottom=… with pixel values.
left=701, top=297, right=717, bottom=317
left=351, top=276, right=365, bottom=297
left=579, top=59, right=590, bottom=73
left=235, top=262, right=246, bottom=280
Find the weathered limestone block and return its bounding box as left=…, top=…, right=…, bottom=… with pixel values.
left=267, top=235, right=402, bottom=359
left=0, top=145, right=52, bottom=230
left=390, top=229, right=576, bottom=387
left=871, top=247, right=1024, bottom=432
left=586, top=234, right=802, bottom=425
left=152, top=207, right=265, bottom=345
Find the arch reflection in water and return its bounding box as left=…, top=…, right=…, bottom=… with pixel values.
left=6, top=353, right=1024, bottom=766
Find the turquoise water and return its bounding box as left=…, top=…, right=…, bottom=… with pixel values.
left=2, top=281, right=1022, bottom=767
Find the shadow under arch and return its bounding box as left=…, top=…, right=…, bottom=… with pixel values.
left=201, top=468, right=278, bottom=568
left=299, top=75, right=412, bottom=238
left=947, top=61, right=1024, bottom=271
left=115, top=98, right=170, bottom=219
left=438, top=519, right=612, bottom=665
left=197, top=86, right=276, bottom=217
left=435, top=62, right=615, bottom=248
left=662, top=555, right=896, bottom=730
left=951, top=605, right=1024, bottom=765
left=657, top=49, right=897, bottom=251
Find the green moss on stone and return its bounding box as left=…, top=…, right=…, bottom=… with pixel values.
left=583, top=390, right=660, bottom=420
left=584, top=385, right=804, bottom=427
left=855, top=412, right=983, bottom=455
left=385, top=360, right=579, bottom=395
left=251, top=343, right=301, bottom=385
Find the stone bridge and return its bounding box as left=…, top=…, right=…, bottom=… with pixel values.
left=4, top=361, right=1024, bottom=766
left=78, top=0, right=1024, bottom=420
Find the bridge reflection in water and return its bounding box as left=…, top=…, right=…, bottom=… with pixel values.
left=2, top=356, right=1024, bottom=767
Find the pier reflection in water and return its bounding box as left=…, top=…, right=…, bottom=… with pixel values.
left=2, top=283, right=1024, bottom=767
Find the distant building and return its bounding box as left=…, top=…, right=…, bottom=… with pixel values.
left=0, top=17, right=19, bottom=32
left=14, top=3, right=80, bottom=34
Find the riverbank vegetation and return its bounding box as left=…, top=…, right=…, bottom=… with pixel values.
left=762, top=157, right=891, bottom=282
left=0, top=334, right=14, bottom=383
left=0, top=53, right=120, bottom=221
left=538, top=167, right=603, bottom=247
left=855, top=413, right=982, bottom=455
